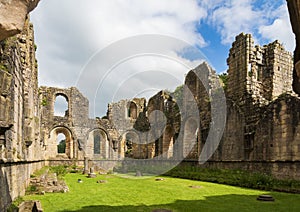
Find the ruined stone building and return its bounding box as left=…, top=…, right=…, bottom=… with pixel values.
left=0, top=19, right=44, bottom=210
left=1, top=16, right=300, bottom=211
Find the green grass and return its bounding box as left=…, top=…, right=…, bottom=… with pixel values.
left=24, top=173, right=300, bottom=212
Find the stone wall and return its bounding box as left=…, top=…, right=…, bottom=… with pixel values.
left=0, top=17, right=44, bottom=211
left=108, top=98, right=148, bottom=159
left=227, top=33, right=293, bottom=103
left=1, top=14, right=300, bottom=210
left=147, top=90, right=180, bottom=159
left=253, top=94, right=300, bottom=161
left=39, top=86, right=120, bottom=162
left=219, top=100, right=245, bottom=161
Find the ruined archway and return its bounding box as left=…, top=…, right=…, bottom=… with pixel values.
left=128, top=101, right=137, bottom=119
left=86, top=128, right=109, bottom=159
left=56, top=133, right=66, bottom=154
left=162, top=126, right=174, bottom=159
left=120, top=131, right=140, bottom=158
left=183, top=117, right=198, bottom=159
left=47, top=127, right=74, bottom=159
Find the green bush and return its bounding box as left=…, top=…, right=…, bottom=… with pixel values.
left=26, top=185, right=38, bottom=194
left=164, top=165, right=300, bottom=193
left=50, top=165, right=68, bottom=177
left=7, top=197, right=24, bottom=212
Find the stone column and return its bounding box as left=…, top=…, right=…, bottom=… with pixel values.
left=83, top=157, right=89, bottom=174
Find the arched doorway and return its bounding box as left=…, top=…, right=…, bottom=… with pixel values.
left=57, top=133, right=66, bottom=154
left=48, top=127, right=74, bottom=159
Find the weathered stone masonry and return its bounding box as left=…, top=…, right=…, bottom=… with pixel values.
left=1, top=18, right=300, bottom=211
left=0, top=17, right=44, bottom=211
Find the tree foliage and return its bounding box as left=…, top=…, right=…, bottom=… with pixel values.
left=172, top=84, right=183, bottom=106
left=218, top=73, right=228, bottom=90
left=57, top=139, right=66, bottom=153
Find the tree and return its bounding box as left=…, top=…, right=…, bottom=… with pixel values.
left=57, top=139, right=66, bottom=153
left=218, top=73, right=228, bottom=90
left=172, top=84, right=183, bottom=106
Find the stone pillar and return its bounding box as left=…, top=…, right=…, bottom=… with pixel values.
left=90, top=167, right=94, bottom=174
left=88, top=167, right=96, bottom=178
left=83, top=157, right=89, bottom=174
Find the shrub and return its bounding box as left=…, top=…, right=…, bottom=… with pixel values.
left=7, top=197, right=24, bottom=212
left=50, top=165, right=68, bottom=177
left=164, top=165, right=300, bottom=193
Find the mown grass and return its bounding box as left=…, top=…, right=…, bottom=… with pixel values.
left=24, top=173, right=300, bottom=212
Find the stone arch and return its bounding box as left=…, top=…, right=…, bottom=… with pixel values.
left=54, top=93, right=69, bottom=117
left=128, top=101, right=137, bottom=119
left=183, top=117, right=198, bottom=158
left=56, top=133, right=66, bottom=153
left=47, top=126, right=74, bottom=159
left=146, top=130, right=164, bottom=158
left=120, top=131, right=140, bottom=158
left=86, top=128, right=110, bottom=159
left=162, top=126, right=174, bottom=158
left=185, top=71, right=197, bottom=94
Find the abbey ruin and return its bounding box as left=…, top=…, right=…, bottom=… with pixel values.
left=1, top=3, right=300, bottom=210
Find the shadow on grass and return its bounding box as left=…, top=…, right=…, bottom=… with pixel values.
left=59, top=194, right=299, bottom=212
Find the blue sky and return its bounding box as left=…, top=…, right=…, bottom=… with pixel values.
left=199, top=22, right=229, bottom=73
left=196, top=0, right=294, bottom=73
left=31, top=0, right=295, bottom=116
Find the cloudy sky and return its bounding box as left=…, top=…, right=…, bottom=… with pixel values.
left=30, top=0, right=295, bottom=117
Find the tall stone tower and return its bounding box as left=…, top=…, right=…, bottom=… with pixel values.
left=226, top=33, right=293, bottom=159
left=227, top=33, right=293, bottom=104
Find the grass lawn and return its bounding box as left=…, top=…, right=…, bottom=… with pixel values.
left=24, top=173, right=300, bottom=212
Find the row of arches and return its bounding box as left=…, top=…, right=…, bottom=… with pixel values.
left=49, top=127, right=111, bottom=159
left=119, top=117, right=199, bottom=159
left=49, top=117, right=200, bottom=160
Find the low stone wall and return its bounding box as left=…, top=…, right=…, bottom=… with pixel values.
left=0, top=161, right=44, bottom=211
left=46, top=159, right=84, bottom=167
left=46, top=159, right=118, bottom=173
left=43, top=159, right=300, bottom=181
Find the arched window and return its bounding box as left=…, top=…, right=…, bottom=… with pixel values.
left=128, top=102, right=137, bottom=119
left=125, top=133, right=133, bottom=157
left=54, top=94, right=68, bottom=117
left=93, top=131, right=101, bottom=154
left=57, top=133, right=66, bottom=154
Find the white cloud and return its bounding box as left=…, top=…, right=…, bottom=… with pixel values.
left=30, top=0, right=295, bottom=116
left=259, top=4, right=295, bottom=52
left=31, top=0, right=207, bottom=116
left=209, top=0, right=264, bottom=44
left=206, top=0, right=295, bottom=52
